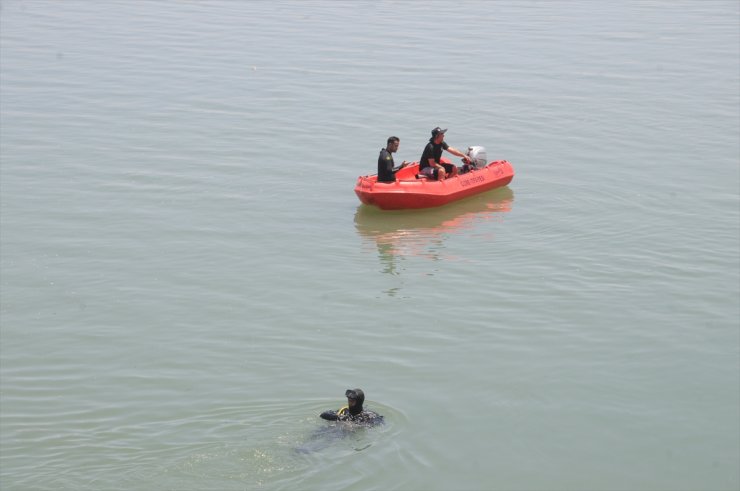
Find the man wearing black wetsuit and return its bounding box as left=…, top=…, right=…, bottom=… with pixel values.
left=419, top=127, right=470, bottom=180
left=320, top=388, right=383, bottom=426
left=377, top=136, right=408, bottom=183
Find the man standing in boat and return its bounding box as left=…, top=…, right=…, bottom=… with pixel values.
left=419, top=127, right=470, bottom=180
left=377, top=136, right=409, bottom=183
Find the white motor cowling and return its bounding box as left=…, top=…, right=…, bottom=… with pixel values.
left=466, top=146, right=487, bottom=168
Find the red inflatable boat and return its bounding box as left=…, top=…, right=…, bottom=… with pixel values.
left=354, top=158, right=515, bottom=210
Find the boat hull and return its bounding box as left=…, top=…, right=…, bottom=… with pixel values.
left=354, top=160, right=514, bottom=210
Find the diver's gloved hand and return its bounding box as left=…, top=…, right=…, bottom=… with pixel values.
left=320, top=410, right=338, bottom=421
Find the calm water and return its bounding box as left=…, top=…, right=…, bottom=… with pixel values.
left=1, top=1, right=738, bottom=490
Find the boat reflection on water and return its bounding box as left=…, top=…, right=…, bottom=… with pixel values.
left=354, top=187, right=514, bottom=276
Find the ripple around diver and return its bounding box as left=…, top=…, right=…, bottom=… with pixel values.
left=292, top=399, right=405, bottom=454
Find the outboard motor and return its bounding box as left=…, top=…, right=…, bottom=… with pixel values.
left=461, top=146, right=487, bottom=173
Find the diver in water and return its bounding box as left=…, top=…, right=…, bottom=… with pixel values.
left=296, top=389, right=382, bottom=454
left=320, top=389, right=383, bottom=426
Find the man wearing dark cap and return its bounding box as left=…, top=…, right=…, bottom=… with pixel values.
left=319, top=388, right=383, bottom=426
left=377, top=136, right=409, bottom=183
left=419, top=127, right=470, bottom=180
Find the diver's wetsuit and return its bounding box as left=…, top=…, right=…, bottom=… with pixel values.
left=319, top=389, right=383, bottom=426
left=320, top=407, right=383, bottom=425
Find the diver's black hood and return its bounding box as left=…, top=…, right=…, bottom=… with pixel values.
left=346, top=388, right=364, bottom=415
